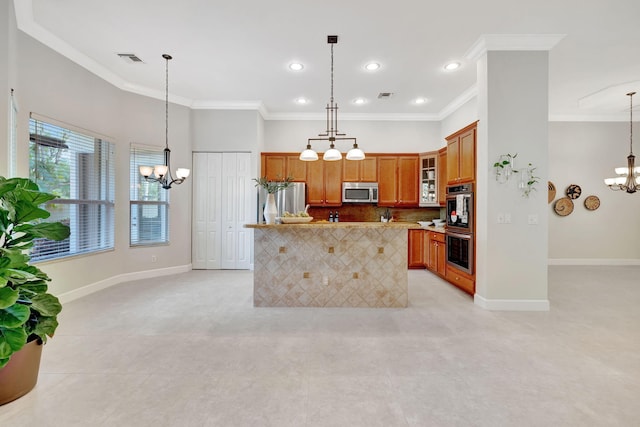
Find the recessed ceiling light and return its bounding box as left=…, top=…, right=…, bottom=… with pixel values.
left=289, top=62, right=304, bottom=71
left=364, top=62, right=380, bottom=71
left=414, top=97, right=427, bottom=105
left=295, top=97, right=308, bottom=105
left=353, top=98, right=367, bottom=105
left=444, top=61, right=461, bottom=71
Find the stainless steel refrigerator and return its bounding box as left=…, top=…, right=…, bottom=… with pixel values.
left=257, top=182, right=306, bottom=223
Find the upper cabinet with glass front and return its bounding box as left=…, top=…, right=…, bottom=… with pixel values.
left=419, top=152, right=439, bottom=206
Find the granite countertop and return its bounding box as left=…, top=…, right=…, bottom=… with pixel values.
left=245, top=221, right=422, bottom=229
left=421, top=225, right=446, bottom=233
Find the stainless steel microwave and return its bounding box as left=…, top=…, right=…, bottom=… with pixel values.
left=342, top=182, right=379, bottom=203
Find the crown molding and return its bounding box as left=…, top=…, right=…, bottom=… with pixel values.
left=437, top=84, right=478, bottom=120
left=548, top=114, right=629, bottom=122
left=464, top=34, right=566, bottom=62
left=264, top=112, right=440, bottom=121
left=16, top=5, right=615, bottom=123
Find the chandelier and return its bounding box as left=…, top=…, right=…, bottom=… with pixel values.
left=139, top=54, right=190, bottom=189
left=300, top=35, right=364, bottom=162
left=604, top=92, right=640, bottom=193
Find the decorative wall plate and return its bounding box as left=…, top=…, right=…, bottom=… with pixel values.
left=584, top=195, right=600, bottom=211
left=566, top=184, right=582, bottom=199
left=548, top=181, right=556, bottom=204
left=554, top=197, right=574, bottom=216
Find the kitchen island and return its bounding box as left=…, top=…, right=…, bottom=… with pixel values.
left=245, top=222, right=420, bottom=308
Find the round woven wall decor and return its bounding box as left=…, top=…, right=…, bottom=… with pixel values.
left=566, top=184, right=582, bottom=199
left=554, top=197, right=574, bottom=216
left=584, top=195, right=600, bottom=211
left=548, top=181, right=556, bottom=204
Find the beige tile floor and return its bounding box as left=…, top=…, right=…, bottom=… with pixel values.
left=1, top=266, right=638, bottom=426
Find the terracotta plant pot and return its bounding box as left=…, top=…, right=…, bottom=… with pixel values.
left=0, top=339, right=43, bottom=405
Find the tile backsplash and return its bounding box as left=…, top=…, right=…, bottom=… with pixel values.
left=307, top=205, right=444, bottom=223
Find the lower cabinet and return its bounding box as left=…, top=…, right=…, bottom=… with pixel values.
left=426, top=231, right=446, bottom=277
left=445, top=265, right=475, bottom=295
left=408, top=229, right=424, bottom=269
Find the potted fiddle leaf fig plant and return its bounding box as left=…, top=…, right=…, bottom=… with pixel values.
left=0, top=176, right=70, bottom=405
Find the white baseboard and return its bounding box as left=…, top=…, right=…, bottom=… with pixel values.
left=474, top=294, right=550, bottom=311
left=58, top=264, right=192, bottom=304
left=548, top=258, right=640, bottom=266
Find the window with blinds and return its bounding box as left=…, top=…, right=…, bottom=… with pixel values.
left=29, top=114, right=115, bottom=261
left=130, top=145, right=169, bottom=246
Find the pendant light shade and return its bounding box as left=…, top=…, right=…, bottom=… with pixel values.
left=346, top=143, right=365, bottom=160
left=138, top=54, right=190, bottom=189
left=299, top=143, right=319, bottom=161
left=604, top=92, right=639, bottom=194
left=302, top=35, right=364, bottom=162
left=323, top=145, right=342, bottom=161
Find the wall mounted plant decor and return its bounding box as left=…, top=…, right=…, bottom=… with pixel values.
left=519, top=163, right=540, bottom=198
left=493, top=154, right=539, bottom=197
left=493, top=153, right=517, bottom=183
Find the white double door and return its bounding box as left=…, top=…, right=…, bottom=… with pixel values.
left=192, top=152, right=252, bottom=269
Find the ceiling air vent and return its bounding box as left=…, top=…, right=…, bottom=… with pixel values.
left=117, top=53, right=143, bottom=63
left=378, top=92, right=394, bottom=99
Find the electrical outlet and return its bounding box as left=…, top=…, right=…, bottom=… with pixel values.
left=505, top=213, right=511, bottom=224
left=497, top=213, right=505, bottom=224
left=151, top=255, right=157, bottom=262
left=528, top=214, right=539, bottom=225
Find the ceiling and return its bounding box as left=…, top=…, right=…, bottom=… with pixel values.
left=16, top=0, right=640, bottom=120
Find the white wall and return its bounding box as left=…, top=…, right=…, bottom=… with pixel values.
left=476, top=50, right=549, bottom=307
left=548, top=121, right=640, bottom=262
left=10, top=28, right=193, bottom=296
left=264, top=119, right=442, bottom=153
left=441, top=97, right=478, bottom=142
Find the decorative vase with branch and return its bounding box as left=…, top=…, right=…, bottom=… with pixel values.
left=253, top=176, right=294, bottom=224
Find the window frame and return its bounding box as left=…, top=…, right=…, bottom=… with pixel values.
left=129, top=143, right=170, bottom=247
left=28, top=113, right=115, bottom=262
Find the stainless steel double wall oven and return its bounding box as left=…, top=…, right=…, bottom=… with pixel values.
left=445, top=183, right=474, bottom=274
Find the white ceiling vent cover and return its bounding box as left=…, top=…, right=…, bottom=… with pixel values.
left=117, top=53, right=143, bottom=63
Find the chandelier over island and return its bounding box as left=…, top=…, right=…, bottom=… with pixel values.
left=139, top=54, right=190, bottom=189
left=604, top=91, right=639, bottom=193
left=300, top=35, right=364, bottom=162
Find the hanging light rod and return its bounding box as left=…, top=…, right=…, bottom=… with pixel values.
left=300, top=35, right=364, bottom=162
left=604, top=91, right=639, bottom=193
left=139, top=54, right=190, bottom=189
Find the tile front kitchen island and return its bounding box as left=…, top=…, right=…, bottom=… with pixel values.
left=245, top=222, right=420, bottom=308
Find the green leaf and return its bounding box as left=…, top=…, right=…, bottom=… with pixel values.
left=31, top=316, right=59, bottom=341
left=30, top=293, right=62, bottom=317
left=0, top=357, right=10, bottom=369
left=13, top=200, right=51, bottom=223
left=0, top=326, right=28, bottom=359
left=17, top=222, right=70, bottom=241
left=0, top=304, right=30, bottom=328
left=0, top=287, right=19, bottom=309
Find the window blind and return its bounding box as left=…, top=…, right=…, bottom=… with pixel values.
left=130, top=144, right=169, bottom=246
left=29, top=114, right=115, bottom=261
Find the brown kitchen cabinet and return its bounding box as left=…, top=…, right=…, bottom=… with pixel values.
left=306, top=158, right=343, bottom=206
left=343, top=157, right=377, bottom=182
left=445, top=265, right=475, bottom=295
left=286, top=155, right=307, bottom=181
left=261, top=155, right=286, bottom=181
left=377, top=155, right=420, bottom=207
left=446, top=122, right=477, bottom=184
left=261, top=153, right=307, bottom=181
left=426, top=231, right=446, bottom=277
left=408, top=229, right=425, bottom=269
left=437, top=147, right=447, bottom=206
